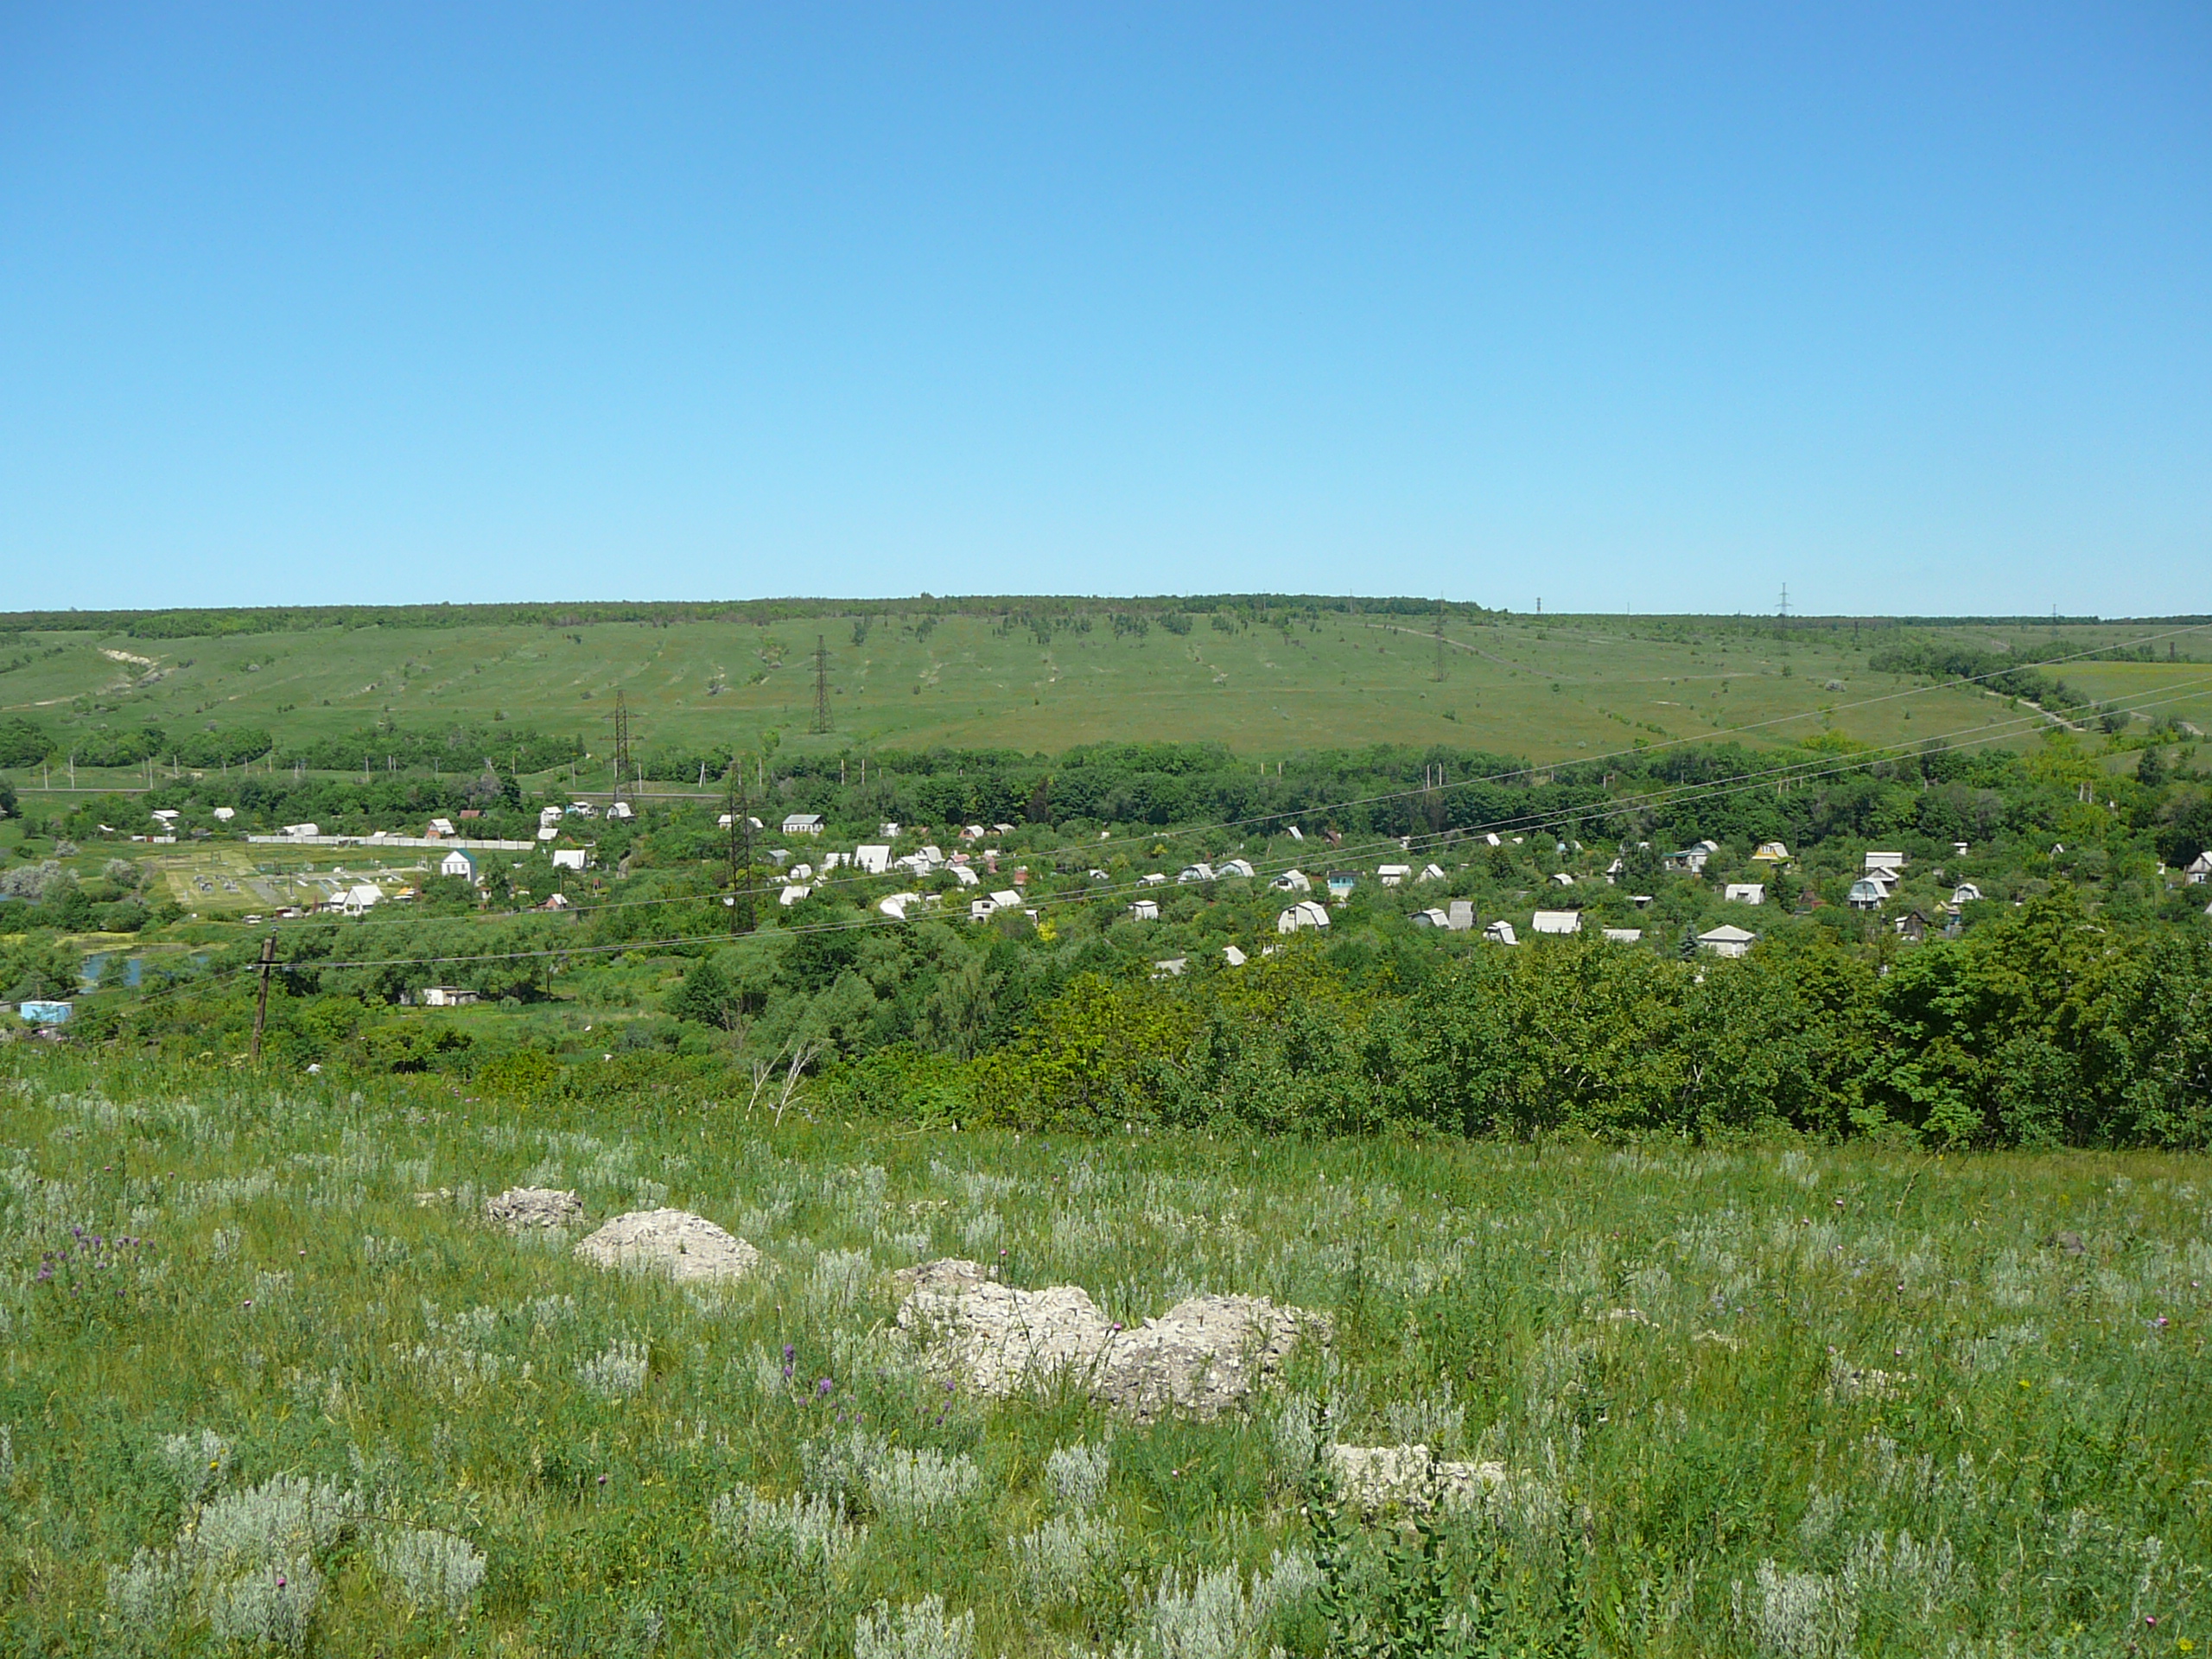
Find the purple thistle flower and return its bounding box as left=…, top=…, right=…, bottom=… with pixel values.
left=817, top=1377, right=833, bottom=1396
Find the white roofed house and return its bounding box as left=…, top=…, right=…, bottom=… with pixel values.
left=2186, top=853, right=2212, bottom=885
left=1418, top=863, right=1446, bottom=883
left=783, top=813, right=824, bottom=836
left=340, top=883, right=384, bottom=916
left=1129, top=899, right=1161, bottom=922
left=1410, top=907, right=1451, bottom=928
left=1446, top=899, right=1475, bottom=931
left=1602, top=927, right=1643, bottom=944
left=1276, top=899, right=1331, bottom=933
left=1723, top=882, right=1765, bottom=906
left=427, top=817, right=456, bottom=838
left=1376, top=863, right=1412, bottom=887
left=1864, top=851, right=1907, bottom=877
left=551, top=849, right=588, bottom=871
left=1530, top=909, right=1581, bottom=937
left=1177, top=863, right=1215, bottom=884
left=1484, top=920, right=1518, bottom=945
left=1696, top=924, right=1758, bottom=958
left=855, top=844, right=893, bottom=875
left=438, top=849, right=478, bottom=882
left=1269, top=868, right=1313, bottom=893
left=1216, top=858, right=1255, bottom=879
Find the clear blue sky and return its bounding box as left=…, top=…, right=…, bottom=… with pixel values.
left=3, top=4, right=2206, bottom=617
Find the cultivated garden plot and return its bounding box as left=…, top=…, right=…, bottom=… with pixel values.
left=0, top=1056, right=2205, bottom=1656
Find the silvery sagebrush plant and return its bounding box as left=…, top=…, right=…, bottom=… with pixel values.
left=854, top=1592, right=976, bottom=1659
left=1007, top=1511, right=1119, bottom=1608
left=371, top=1525, right=487, bottom=1618
left=576, top=1338, right=650, bottom=1399
left=712, top=1485, right=867, bottom=1569
left=158, top=1427, right=232, bottom=1503
left=1046, top=1440, right=1111, bottom=1515
left=866, top=1445, right=982, bottom=1522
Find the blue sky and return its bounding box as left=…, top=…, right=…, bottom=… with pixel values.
left=3, top=4, right=2206, bottom=616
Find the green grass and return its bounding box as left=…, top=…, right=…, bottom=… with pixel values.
left=2, top=1053, right=2207, bottom=1655
left=16, top=611, right=2209, bottom=781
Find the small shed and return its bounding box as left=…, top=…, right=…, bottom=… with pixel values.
left=1222, top=944, right=1248, bottom=966
left=1723, top=882, right=1765, bottom=906
left=1751, top=841, right=1790, bottom=863
left=1602, top=927, right=1643, bottom=944
left=1276, top=900, right=1331, bottom=933
left=855, top=844, right=893, bottom=874
left=1411, top=907, right=1452, bottom=928
left=1269, top=868, right=1312, bottom=893
left=1376, top=863, right=1412, bottom=887
left=1326, top=872, right=1357, bottom=899
left=2186, top=853, right=2212, bottom=885
left=1447, top=900, right=1476, bottom=931
left=1130, top=899, right=1162, bottom=922
left=551, top=849, right=588, bottom=871
left=1484, top=920, right=1518, bottom=946
left=1217, top=858, right=1255, bottom=879
left=1530, top=909, right=1582, bottom=936
left=420, top=986, right=479, bottom=1007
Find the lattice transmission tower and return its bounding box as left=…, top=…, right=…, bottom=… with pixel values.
left=810, top=636, right=833, bottom=734
left=611, top=690, right=632, bottom=804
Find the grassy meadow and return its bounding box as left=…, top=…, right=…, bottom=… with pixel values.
left=2, top=1052, right=2207, bottom=1656
left=13, top=609, right=2210, bottom=785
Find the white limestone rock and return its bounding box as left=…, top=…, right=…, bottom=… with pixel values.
left=573, top=1208, right=761, bottom=1284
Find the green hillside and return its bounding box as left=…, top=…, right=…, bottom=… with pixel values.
left=3, top=601, right=2209, bottom=786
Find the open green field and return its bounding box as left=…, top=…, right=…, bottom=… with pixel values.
left=8, top=607, right=2210, bottom=780
left=2, top=1054, right=2206, bottom=1656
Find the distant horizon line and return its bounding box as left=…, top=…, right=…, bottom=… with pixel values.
left=4, top=598, right=2203, bottom=632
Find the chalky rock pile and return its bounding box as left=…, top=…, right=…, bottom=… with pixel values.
left=573, top=1208, right=762, bottom=1284
left=483, top=1186, right=584, bottom=1231
left=893, top=1257, right=1327, bottom=1421
left=1326, top=1444, right=1505, bottom=1514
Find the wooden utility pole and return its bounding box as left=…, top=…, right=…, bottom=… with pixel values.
left=726, top=762, right=754, bottom=935
left=250, top=935, right=276, bottom=1065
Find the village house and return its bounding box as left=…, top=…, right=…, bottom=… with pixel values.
left=419, top=986, right=479, bottom=1007
left=1664, top=839, right=1720, bottom=874
left=1724, top=882, right=1765, bottom=906
left=1696, top=923, right=1758, bottom=958
left=1130, top=898, right=1162, bottom=922
left=1376, top=863, right=1412, bottom=887
left=1269, top=868, right=1312, bottom=893
left=1751, top=841, right=1790, bottom=863
left=855, top=844, right=893, bottom=874
left=1217, top=858, right=1256, bottom=879
left=1864, top=850, right=1908, bottom=877
left=1276, top=899, right=1330, bottom=932
left=783, top=813, right=824, bottom=836
left=1326, top=872, right=1357, bottom=899
left=438, top=849, right=477, bottom=882
left=551, top=849, right=588, bottom=871
left=1847, top=877, right=1890, bottom=910
left=1484, top=920, right=1518, bottom=945
left=2186, top=853, right=2212, bottom=886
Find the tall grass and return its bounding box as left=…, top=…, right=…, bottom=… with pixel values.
left=0, top=1050, right=2205, bottom=1655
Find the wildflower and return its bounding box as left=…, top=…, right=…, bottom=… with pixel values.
left=598, top=1474, right=607, bottom=1485
left=817, top=1378, right=834, bottom=1397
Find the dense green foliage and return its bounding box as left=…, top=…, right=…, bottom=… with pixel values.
left=12, top=725, right=2209, bottom=1152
